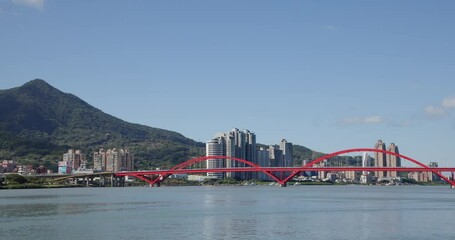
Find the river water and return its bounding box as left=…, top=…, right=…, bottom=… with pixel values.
left=1, top=185, right=455, bottom=240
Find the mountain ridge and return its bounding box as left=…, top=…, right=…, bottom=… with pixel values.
left=0, top=79, right=205, bottom=169
left=0, top=79, right=318, bottom=170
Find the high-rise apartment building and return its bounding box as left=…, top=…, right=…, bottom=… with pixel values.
left=256, top=147, right=271, bottom=181
left=206, top=138, right=225, bottom=179
left=374, top=140, right=401, bottom=179
left=428, top=162, right=441, bottom=182
left=374, top=140, right=387, bottom=178
left=386, top=143, right=401, bottom=178
left=93, top=149, right=107, bottom=172
left=205, top=128, right=293, bottom=181
left=268, top=145, right=283, bottom=167
left=280, top=139, right=293, bottom=167
left=207, top=128, right=256, bottom=180
left=93, top=148, right=133, bottom=172
left=268, top=145, right=284, bottom=181
left=59, top=149, right=86, bottom=174
left=227, top=128, right=256, bottom=179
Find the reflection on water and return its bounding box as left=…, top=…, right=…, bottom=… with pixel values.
left=0, top=195, right=62, bottom=200
left=1, top=186, right=455, bottom=240
left=0, top=201, right=179, bottom=219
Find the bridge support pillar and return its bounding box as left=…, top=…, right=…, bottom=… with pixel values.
left=279, top=183, right=287, bottom=187
left=110, top=174, right=114, bottom=187
left=120, top=177, right=125, bottom=187
left=100, top=176, right=105, bottom=187
left=153, top=182, right=161, bottom=187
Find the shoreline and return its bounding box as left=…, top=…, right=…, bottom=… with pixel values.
left=0, top=181, right=449, bottom=190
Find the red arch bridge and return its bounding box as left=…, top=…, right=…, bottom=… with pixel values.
left=115, top=148, right=455, bottom=188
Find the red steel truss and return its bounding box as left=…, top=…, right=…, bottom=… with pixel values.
left=115, top=148, right=455, bottom=187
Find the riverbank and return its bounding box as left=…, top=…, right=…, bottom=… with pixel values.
left=0, top=184, right=85, bottom=190
left=0, top=177, right=448, bottom=189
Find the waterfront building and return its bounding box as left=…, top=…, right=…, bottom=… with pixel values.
left=1, top=160, right=16, bottom=173
left=169, top=174, right=188, bottom=180
left=93, top=148, right=134, bottom=173
left=62, top=149, right=86, bottom=172
left=205, top=128, right=294, bottom=181
left=268, top=145, right=283, bottom=167
left=187, top=175, right=218, bottom=182
left=227, top=128, right=256, bottom=180
left=325, top=172, right=337, bottom=181
left=408, top=172, right=429, bottom=182
left=373, top=141, right=401, bottom=178
left=268, top=145, right=284, bottom=180
left=386, top=143, right=401, bottom=178
left=206, top=128, right=256, bottom=180
left=316, top=160, right=328, bottom=180
left=206, top=138, right=225, bottom=179
left=428, top=162, right=441, bottom=182
left=257, top=147, right=271, bottom=181
left=344, top=170, right=361, bottom=181
left=280, top=139, right=293, bottom=167
left=374, top=140, right=387, bottom=178
left=359, top=153, right=372, bottom=184
left=362, top=153, right=370, bottom=174
left=360, top=174, right=372, bottom=184
left=93, top=149, right=107, bottom=172
left=17, top=165, right=34, bottom=175
left=276, top=139, right=294, bottom=179
left=301, top=159, right=316, bottom=177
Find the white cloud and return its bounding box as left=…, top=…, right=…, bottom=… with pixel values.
left=424, top=105, right=446, bottom=117
left=340, top=115, right=385, bottom=125
left=423, top=95, right=455, bottom=118
left=12, top=0, right=44, bottom=10
left=442, top=96, right=455, bottom=109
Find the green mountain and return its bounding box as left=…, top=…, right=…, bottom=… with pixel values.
left=0, top=79, right=204, bottom=170
left=0, top=79, right=321, bottom=171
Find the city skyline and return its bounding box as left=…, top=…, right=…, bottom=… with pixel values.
left=1, top=1, right=455, bottom=166
left=205, top=128, right=294, bottom=181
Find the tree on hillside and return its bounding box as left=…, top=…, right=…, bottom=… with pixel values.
left=6, top=174, right=27, bottom=184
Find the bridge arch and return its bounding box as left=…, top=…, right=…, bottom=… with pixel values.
left=170, top=156, right=284, bottom=183
left=281, top=148, right=455, bottom=185
left=120, top=148, right=455, bottom=187
left=133, top=155, right=284, bottom=186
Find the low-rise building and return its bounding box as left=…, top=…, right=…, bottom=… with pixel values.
left=1, top=160, right=16, bottom=173
left=408, top=172, right=429, bottom=182
left=188, top=175, right=218, bottom=182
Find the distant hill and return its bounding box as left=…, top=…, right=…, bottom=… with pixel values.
left=0, top=79, right=322, bottom=170
left=0, top=79, right=204, bottom=170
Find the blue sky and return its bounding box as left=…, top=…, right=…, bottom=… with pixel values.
left=1, top=0, right=455, bottom=166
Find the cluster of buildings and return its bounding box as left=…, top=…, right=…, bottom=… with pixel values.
left=56, top=148, right=134, bottom=174
left=371, top=140, right=440, bottom=183
left=204, top=133, right=442, bottom=184
left=408, top=162, right=440, bottom=182
left=0, top=132, right=445, bottom=184
left=1, top=160, right=15, bottom=173
left=306, top=140, right=441, bottom=184
left=315, top=140, right=400, bottom=180
left=205, top=128, right=293, bottom=181
left=1, top=160, right=50, bottom=175
left=373, top=140, right=401, bottom=178
left=58, top=150, right=87, bottom=174
left=93, top=148, right=134, bottom=172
